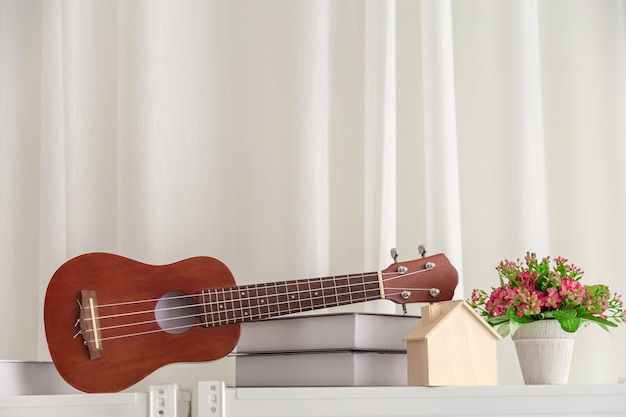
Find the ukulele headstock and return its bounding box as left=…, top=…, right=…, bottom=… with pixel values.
left=380, top=253, right=458, bottom=304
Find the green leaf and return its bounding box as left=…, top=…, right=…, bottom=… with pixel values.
left=577, top=313, right=618, bottom=329
left=505, top=308, right=535, bottom=324
left=552, top=309, right=577, bottom=319
left=508, top=319, right=523, bottom=336
left=585, top=284, right=609, bottom=297
left=552, top=309, right=580, bottom=333
left=487, top=315, right=510, bottom=326
left=495, top=322, right=511, bottom=338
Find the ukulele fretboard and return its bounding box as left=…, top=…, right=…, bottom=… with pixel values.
left=197, top=273, right=382, bottom=326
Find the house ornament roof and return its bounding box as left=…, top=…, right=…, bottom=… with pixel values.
left=402, top=299, right=502, bottom=341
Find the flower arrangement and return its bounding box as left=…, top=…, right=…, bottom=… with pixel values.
left=468, top=252, right=626, bottom=337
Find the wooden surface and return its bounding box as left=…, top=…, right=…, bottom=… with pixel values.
left=404, top=300, right=500, bottom=386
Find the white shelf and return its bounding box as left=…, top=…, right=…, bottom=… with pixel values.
left=0, top=384, right=190, bottom=417
left=199, top=381, right=626, bottom=417
left=2, top=382, right=625, bottom=417
left=0, top=392, right=148, bottom=417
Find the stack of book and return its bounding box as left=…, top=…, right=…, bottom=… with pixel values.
left=235, top=312, right=420, bottom=387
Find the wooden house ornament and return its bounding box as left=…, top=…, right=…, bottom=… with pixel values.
left=402, top=300, right=501, bottom=386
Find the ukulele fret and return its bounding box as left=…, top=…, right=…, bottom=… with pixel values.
left=231, top=287, right=243, bottom=322
left=238, top=289, right=246, bottom=320
left=222, top=287, right=233, bottom=324
left=259, top=283, right=270, bottom=319
left=287, top=281, right=301, bottom=312
left=308, top=277, right=324, bottom=308
left=208, top=290, right=216, bottom=324
left=253, top=284, right=262, bottom=319
left=298, top=280, right=313, bottom=312
left=199, top=291, right=210, bottom=327
left=237, top=289, right=248, bottom=319
left=321, top=277, right=337, bottom=308
left=197, top=290, right=213, bottom=327
left=273, top=282, right=284, bottom=315
left=268, top=282, right=280, bottom=316
left=335, top=274, right=352, bottom=306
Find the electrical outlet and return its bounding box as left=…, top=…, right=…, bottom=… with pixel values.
left=197, top=381, right=224, bottom=417
left=150, top=384, right=179, bottom=417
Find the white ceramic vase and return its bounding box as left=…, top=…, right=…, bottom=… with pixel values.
left=511, top=319, right=576, bottom=384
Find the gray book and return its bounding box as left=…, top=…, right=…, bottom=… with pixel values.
left=235, top=351, right=407, bottom=387
left=237, top=312, right=420, bottom=353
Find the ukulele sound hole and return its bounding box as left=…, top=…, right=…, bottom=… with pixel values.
left=155, top=291, right=197, bottom=335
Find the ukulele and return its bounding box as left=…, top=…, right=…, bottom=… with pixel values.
left=43, top=252, right=458, bottom=393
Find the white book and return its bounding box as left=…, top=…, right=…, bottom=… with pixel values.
left=0, top=361, right=80, bottom=395
left=235, top=351, right=407, bottom=387
left=237, top=312, right=420, bottom=353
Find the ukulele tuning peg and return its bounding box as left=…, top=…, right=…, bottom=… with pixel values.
left=390, top=248, right=399, bottom=263
left=418, top=244, right=427, bottom=258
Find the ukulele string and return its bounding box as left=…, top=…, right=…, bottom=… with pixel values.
left=80, top=268, right=433, bottom=343
left=85, top=280, right=383, bottom=342
left=89, top=271, right=380, bottom=319
left=90, top=267, right=432, bottom=316
left=94, top=291, right=195, bottom=310
left=91, top=286, right=385, bottom=344
left=83, top=274, right=381, bottom=336
left=89, top=268, right=431, bottom=326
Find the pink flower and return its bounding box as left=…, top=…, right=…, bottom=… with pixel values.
left=561, top=277, right=585, bottom=306
left=511, top=286, right=542, bottom=316
left=485, top=287, right=509, bottom=316
left=541, top=287, right=562, bottom=309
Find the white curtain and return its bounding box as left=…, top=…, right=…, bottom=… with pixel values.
left=1, top=0, right=625, bottom=390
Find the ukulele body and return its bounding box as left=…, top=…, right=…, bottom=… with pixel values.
left=44, top=253, right=240, bottom=393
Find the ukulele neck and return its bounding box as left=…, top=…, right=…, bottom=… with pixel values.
left=196, top=272, right=382, bottom=326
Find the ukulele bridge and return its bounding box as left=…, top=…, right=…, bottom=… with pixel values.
left=79, top=290, right=105, bottom=360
